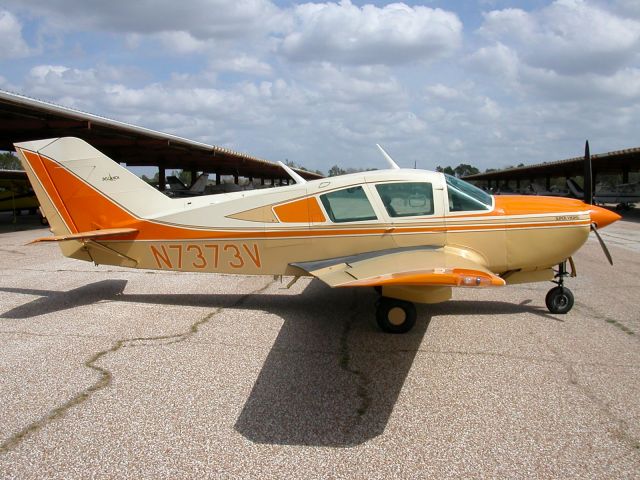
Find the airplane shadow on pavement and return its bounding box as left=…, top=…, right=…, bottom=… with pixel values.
left=0, top=279, right=558, bottom=447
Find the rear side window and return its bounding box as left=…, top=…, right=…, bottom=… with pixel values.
left=375, top=182, right=434, bottom=217
left=320, top=186, right=377, bottom=223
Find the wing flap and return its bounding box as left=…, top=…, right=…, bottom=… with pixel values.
left=293, top=247, right=505, bottom=288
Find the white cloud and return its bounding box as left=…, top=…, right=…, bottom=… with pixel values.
left=0, top=9, right=30, bottom=59
left=280, top=0, right=462, bottom=65
left=479, top=0, right=640, bottom=76
left=299, top=63, right=407, bottom=108
left=210, top=55, right=274, bottom=77
left=3, top=0, right=284, bottom=40
left=3, top=2, right=640, bottom=173
left=424, top=83, right=463, bottom=101
left=467, top=42, right=519, bottom=82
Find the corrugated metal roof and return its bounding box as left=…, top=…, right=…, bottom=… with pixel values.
left=464, top=146, right=640, bottom=181
left=0, top=89, right=322, bottom=180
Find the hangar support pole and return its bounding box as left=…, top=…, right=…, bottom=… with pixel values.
left=158, top=166, right=166, bottom=191
left=216, top=173, right=221, bottom=185
left=623, top=168, right=629, bottom=184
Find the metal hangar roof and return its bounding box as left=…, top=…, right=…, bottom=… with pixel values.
left=0, top=89, right=322, bottom=182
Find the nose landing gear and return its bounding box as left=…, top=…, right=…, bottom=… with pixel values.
left=546, top=260, right=575, bottom=314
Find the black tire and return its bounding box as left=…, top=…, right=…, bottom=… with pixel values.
left=545, top=286, right=574, bottom=314
left=376, top=297, right=417, bottom=333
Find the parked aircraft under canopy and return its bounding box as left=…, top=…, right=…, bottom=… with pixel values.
left=463, top=146, right=640, bottom=193
left=0, top=89, right=322, bottom=189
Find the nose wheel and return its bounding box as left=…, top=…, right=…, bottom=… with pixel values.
left=546, top=260, right=575, bottom=314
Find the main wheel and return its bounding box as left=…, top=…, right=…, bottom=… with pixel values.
left=376, top=297, right=417, bottom=333
left=545, top=286, right=574, bottom=314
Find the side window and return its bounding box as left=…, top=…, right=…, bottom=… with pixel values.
left=375, top=182, right=434, bottom=217
left=448, top=189, right=485, bottom=211
left=445, top=174, right=491, bottom=212
left=319, top=186, right=377, bottom=223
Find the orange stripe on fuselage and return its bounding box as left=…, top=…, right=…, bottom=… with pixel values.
left=22, top=152, right=592, bottom=242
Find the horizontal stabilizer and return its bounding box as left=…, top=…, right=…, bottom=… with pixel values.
left=30, top=227, right=138, bottom=244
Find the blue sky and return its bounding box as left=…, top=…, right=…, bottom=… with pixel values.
left=1, top=0, right=639, bottom=173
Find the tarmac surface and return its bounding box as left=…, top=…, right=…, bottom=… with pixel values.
left=0, top=211, right=639, bottom=478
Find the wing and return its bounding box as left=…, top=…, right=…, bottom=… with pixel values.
left=291, top=247, right=505, bottom=288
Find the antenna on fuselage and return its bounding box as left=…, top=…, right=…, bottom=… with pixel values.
left=277, top=161, right=307, bottom=185
left=376, top=144, right=400, bottom=170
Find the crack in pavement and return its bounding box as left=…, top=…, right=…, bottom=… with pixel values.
left=0, top=278, right=275, bottom=454
left=0, top=248, right=25, bottom=256
left=338, top=290, right=372, bottom=434
left=575, top=301, right=637, bottom=339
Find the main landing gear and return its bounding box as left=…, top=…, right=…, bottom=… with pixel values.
left=545, top=260, right=575, bottom=314
left=375, top=296, right=417, bottom=334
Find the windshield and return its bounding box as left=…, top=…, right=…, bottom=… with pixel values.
left=445, top=174, right=493, bottom=211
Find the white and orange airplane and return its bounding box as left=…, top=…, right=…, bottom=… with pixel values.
left=14, top=137, right=620, bottom=333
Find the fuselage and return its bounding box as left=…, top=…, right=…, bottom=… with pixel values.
left=79, top=169, right=614, bottom=277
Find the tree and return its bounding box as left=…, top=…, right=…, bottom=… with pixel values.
left=453, top=164, right=479, bottom=178
left=0, top=152, right=22, bottom=170
left=141, top=172, right=160, bottom=185
left=175, top=170, right=191, bottom=186
left=328, top=165, right=346, bottom=177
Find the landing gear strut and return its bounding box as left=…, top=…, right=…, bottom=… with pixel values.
left=375, top=296, right=416, bottom=334
left=545, top=260, right=574, bottom=314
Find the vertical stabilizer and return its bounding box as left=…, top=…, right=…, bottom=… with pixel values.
left=14, top=137, right=175, bottom=236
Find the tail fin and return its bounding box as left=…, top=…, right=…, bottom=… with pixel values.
left=189, top=173, right=209, bottom=193
left=14, top=137, right=174, bottom=238
left=566, top=178, right=584, bottom=199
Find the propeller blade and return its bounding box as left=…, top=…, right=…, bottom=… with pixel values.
left=584, top=140, right=593, bottom=205
left=591, top=223, right=613, bottom=265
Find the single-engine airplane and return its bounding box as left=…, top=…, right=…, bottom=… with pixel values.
left=14, top=137, right=620, bottom=333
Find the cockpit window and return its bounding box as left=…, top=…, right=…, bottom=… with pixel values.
left=320, top=186, right=377, bottom=223
left=375, top=182, right=434, bottom=217
left=445, top=174, right=492, bottom=212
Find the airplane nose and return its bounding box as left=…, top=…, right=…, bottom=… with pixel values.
left=588, top=204, right=621, bottom=229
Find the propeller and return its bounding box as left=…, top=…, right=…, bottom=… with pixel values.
left=590, top=222, right=613, bottom=265
left=584, top=140, right=614, bottom=265
left=584, top=140, right=593, bottom=205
